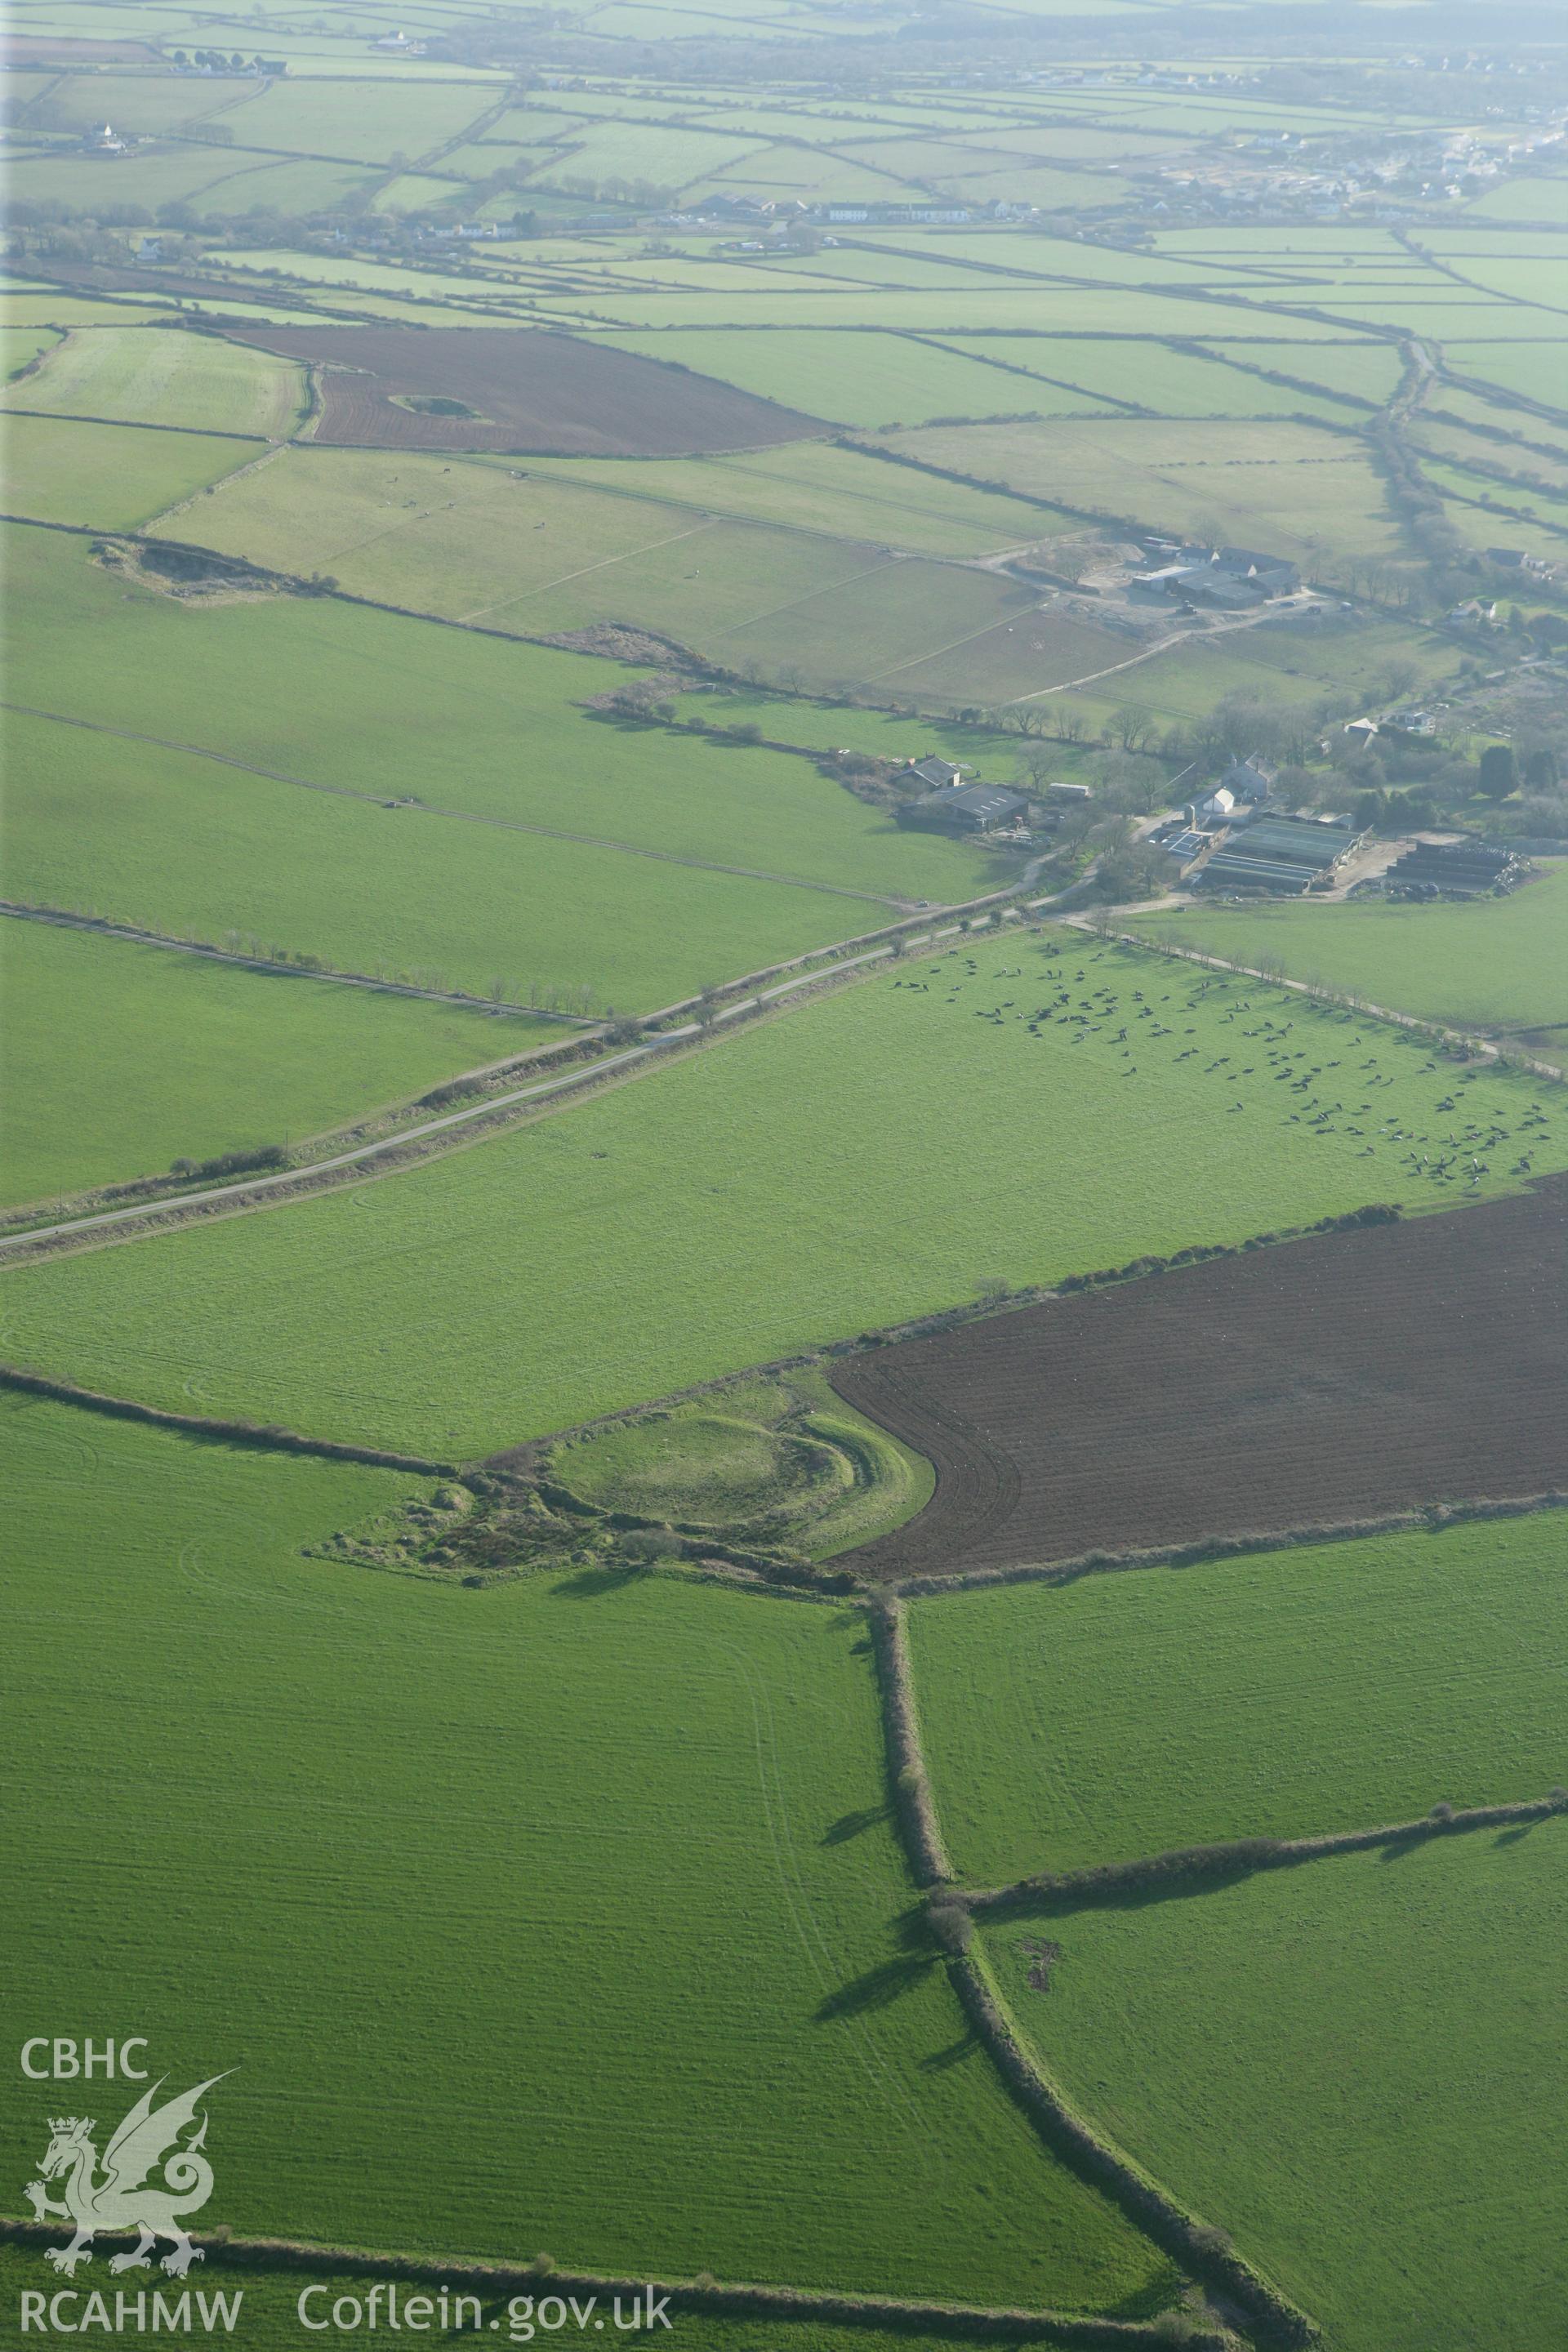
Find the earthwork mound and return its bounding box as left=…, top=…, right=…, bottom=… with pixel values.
left=227, top=324, right=827, bottom=456
left=831, top=1180, right=1568, bottom=1580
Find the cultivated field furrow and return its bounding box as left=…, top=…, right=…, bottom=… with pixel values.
left=835, top=1178, right=1568, bottom=1579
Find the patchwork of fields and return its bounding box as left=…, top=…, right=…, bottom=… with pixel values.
left=911, top=1510, right=1568, bottom=1883
left=1, top=1399, right=1172, bottom=2313
left=987, top=1827, right=1568, bottom=2352
left=7, top=15, right=1568, bottom=2350
left=2, top=940, right=1562, bottom=1456
left=3, top=525, right=1000, bottom=1008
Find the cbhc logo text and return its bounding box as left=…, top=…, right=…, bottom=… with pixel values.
left=20, top=2042, right=149, bottom=2080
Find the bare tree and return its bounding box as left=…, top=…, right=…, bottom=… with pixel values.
left=1111, top=705, right=1153, bottom=753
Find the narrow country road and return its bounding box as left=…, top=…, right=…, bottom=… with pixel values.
left=0, top=834, right=1142, bottom=1260
left=0, top=932, right=939, bottom=1255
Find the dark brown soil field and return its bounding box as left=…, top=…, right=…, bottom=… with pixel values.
left=832, top=1183, right=1568, bottom=1580
left=47, top=261, right=265, bottom=305
left=225, top=325, right=826, bottom=455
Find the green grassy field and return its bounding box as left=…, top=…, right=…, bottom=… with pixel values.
left=21, top=68, right=244, bottom=132
left=2, top=938, right=1561, bottom=1456
left=1, top=409, right=256, bottom=526
left=1468, top=176, right=1568, bottom=225
left=988, top=1822, right=1568, bottom=2351
left=851, top=597, right=1129, bottom=706
left=2, top=322, right=60, bottom=377
left=6, top=707, right=893, bottom=1018
left=0, top=291, right=186, bottom=329
left=1233, top=338, right=1408, bottom=405
left=0, top=917, right=553, bottom=1207
left=545, top=120, right=772, bottom=189
left=909, top=1513, right=1568, bottom=1886
left=884, top=417, right=1401, bottom=559
left=7, top=323, right=305, bottom=435
left=515, top=439, right=1062, bottom=554
left=166, top=439, right=1067, bottom=699
left=931, top=336, right=1362, bottom=423
left=222, top=74, right=497, bottom=161
left=3, top=521, right=998, bottom=1007
left=595, top=327, right=1115, bottom=430
left=0, top=1397, right=1175, bottom=2313
left=6, top=523, right=999, bottom=911
left=164, top=443, right=905, bottom=631
left=1131, top=866, right=1568, bottom=1042
left=1450, top=339, right=1568, bottom=413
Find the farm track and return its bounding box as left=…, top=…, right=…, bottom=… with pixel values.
left=0, top=802, right=1166, bottom=1254
left=832, top=1177, right=1568, bottom=1579
left=1001, top=599, right=1329, bottom=706
left=9, top=827, right=1523, bottom=1259
left=3, top=700, right=908, bottom=907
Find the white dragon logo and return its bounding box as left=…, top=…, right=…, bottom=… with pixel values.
left=25, top=2075, right=229, bottom=2279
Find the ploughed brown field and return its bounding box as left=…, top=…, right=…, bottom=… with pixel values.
left=831, top=1182, right=1568, bottom=1580
left=226, top=324, right=826, bottom=455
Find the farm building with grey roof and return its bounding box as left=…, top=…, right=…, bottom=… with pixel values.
left=900, top=781, right=1029, bottom=834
